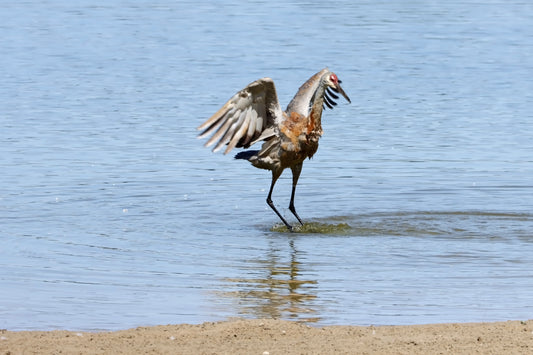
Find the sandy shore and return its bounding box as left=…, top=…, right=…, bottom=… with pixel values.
left=1, top=319, right=532, bottom=354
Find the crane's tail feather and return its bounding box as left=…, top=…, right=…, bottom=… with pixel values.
left=234, top=150, right=259, bottom=160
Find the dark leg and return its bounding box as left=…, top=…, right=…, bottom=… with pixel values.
left=289, top=163, right=304, bottom=226
left=267, top=169, right=293, bottom=231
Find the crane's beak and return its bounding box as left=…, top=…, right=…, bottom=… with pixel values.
left=336, top=82, right=351, bottom=104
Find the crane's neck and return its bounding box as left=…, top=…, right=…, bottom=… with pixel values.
left=285, top=68, right=329, bottom=135
left=286, top=68, right=328, bottom=115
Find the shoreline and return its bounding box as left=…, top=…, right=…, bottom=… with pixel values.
left=1, top=319, right=532, bottom=354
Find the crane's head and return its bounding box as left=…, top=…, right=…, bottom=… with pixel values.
left=323, top=73, right=351, bottom=109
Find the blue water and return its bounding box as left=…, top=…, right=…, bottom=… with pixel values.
left=1, top=0, right=533, bottom=331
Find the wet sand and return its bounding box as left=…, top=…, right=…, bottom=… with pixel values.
left=1, top=319, right=532, bottom=354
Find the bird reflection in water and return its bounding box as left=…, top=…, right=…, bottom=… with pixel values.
left=218, top=239, right=320, bottom=323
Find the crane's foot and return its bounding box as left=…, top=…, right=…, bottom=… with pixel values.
left=268, top=198, right=294, bottom=232
left=289, top=205, right=304, bottom=226
left=280, top=219, right=294, bottom=232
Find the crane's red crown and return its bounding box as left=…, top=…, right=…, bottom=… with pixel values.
left=329, top=73, right=338, bottom=84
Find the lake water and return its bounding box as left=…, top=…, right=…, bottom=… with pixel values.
left=1, top=0, right=533, bottom=331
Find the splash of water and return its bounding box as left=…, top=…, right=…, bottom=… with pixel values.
left=271, top=222, right=352, bottom=234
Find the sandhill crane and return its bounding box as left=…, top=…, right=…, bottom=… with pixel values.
left=197, top=68, right=351, bottom=231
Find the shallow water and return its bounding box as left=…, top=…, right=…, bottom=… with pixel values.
left=1, top=1, right=533, bottom=330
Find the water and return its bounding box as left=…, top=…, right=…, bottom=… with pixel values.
left=1, top=0, right=533, bottom=331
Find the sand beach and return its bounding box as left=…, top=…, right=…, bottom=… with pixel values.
left=2, top=319, right=532, bottom=354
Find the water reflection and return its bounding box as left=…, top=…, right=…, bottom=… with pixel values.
left=220, top=239, right=320, bottom=323
left=216, top=211, right=533, bottom=326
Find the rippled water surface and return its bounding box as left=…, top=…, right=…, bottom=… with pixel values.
left=2, top=1, right=533, bottom=330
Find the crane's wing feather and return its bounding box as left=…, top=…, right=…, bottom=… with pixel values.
left=197, top=78, right=282, bottom=154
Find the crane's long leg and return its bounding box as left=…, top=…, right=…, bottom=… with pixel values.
left=267, top=169, right=293, bottom=231
left=289, top=162, right=304, bottom=226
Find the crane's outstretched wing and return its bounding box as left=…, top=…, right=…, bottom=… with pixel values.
left=197, top=78, right=282, bottom=154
